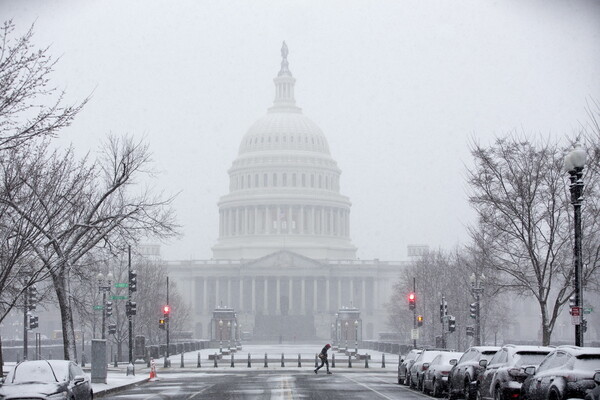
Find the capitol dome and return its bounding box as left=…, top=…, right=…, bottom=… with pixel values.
left=212, top=42, right=357, bottom=260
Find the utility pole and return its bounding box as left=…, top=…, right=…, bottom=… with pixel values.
left=166, top=276, right=170, bottom=358
left=412, top=278, right=416, bottom=349
left=23, top=286, right=28, bottom=360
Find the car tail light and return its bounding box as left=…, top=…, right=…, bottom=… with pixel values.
left=441, top=371, right=450, bottom=375
left=565, top=375, right=578, bottom=382
left=422, top=365, right=429, bottom=371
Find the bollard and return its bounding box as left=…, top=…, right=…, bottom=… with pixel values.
left=247, top=353, right=251, bottom=367
left=164, top=355, right=168, bottom=368
left=114, top=355, right=118, bottom=368
left=315, top=354, right=318, bottom=368
left=147, top=357, right=150, bottom=368
left=298, top=354, right=301, bottom=367
left=332, top=353, right=335, bottom=368
left=264, top=353, right=268, bottom=367
left=365, top=353, right=369, bottom=368
left=214, top=353, right=218, bottom=368
left=181, top=352, right=184, bottom=368
left=231, top=353, right=234, bottom=367
left=197, top=352, right=201, bottom=368
left=281, top=353, right=285, bottom=367
left=81, top=353, right=86, bottom=368
left=348, top=354, right=352, bottom=368
left=382, top=353, right=386, bottom=368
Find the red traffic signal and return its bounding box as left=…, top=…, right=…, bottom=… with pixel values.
left=408, top=292, right=416, bottom=310
left=163, top=305, right=171, bottom=315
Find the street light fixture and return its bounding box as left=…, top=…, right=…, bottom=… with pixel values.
left=565, top=143, right=587, bottom=347
left=227, top=321, right=232, bottom=351
left=97, top=271, right=114, bottom=339
left=469, top=273, right=484, bottom=346
left=345, top=321, right=349, bottom=349
left=218, top=319, right=223, bottom=353
left=354, top=320, right=359, bottom=355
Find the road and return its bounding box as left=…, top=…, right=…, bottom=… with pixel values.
left=101, top=369, right=433, bottom=399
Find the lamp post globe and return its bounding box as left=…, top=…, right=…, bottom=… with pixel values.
left=218, top=319, right=223, bottom=353
left=354, top=320, right=359, bottom=355
left=227, top=321, right=232, bottom=350
left=345, top=321, right=349, bottom=349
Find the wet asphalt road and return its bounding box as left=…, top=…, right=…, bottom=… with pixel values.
left=99, top=369, right=434, bottom=400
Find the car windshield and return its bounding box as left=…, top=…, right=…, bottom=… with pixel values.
left=574, top=355, right=600, bottom=370
left=8, top=361, right=58, bottom=383
left=48, top=361, right=69, bottom=381
left=514, top=352, right=549, bottom=367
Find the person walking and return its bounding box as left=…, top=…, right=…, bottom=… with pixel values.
left=314, top=344, right=332, bottom=374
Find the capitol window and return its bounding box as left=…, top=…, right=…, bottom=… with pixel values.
left=273, top=174, right=278, bottom=187
left=263, top=174, right=268, bottom=186
left=302, top=174, right=306, bottom=186
left=282, top=173, right=287, bottom=186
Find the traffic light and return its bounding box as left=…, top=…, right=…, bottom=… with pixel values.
left=439, top=300, right=447, bottom=323
left=126, top=301, right=137, bottom=316
left=159, top=318, right=165, bottom=329
left=470, top=302, right=477, bottom=319
left=28, top=315, right=39, bottom=330
left=106, top=301, right=113, bottom=317
left=583, top=319, right=588, bottom=333
left=108, top=323, right=117, bottom=335
left=417, top=315, right=424, bottom=327
left=448, top=316, right=456, bottom=333
left=569, top=296, right=576, bottom=307
left=129, top=270, right=137, bottom=292
left=163, top=305, right=171, bottom=317
left=466, top=326, right=474, bottom=336
left=408, top=293, right=416, bottom=310
left=28, top=286, right=38, bottom=311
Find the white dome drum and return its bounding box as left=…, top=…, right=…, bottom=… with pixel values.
left=212, top=42, right=357, bottom=260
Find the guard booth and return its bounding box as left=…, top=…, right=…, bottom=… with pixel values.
left=209, top=306, right=239, bottom=352
left=334, top=306, right=362, bottom=349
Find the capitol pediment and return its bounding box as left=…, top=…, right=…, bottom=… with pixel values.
left=242, top=250, right=323, bottom=270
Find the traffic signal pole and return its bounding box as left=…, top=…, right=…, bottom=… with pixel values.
left=128, top=245, right=133, bottom=366
left=412, top=278, right=416, bottom=349
left=23, top=288, right=28, bottom=360
left=166, top=276, right=170, bottom=359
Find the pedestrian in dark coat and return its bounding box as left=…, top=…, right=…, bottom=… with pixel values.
left=314, top=344, right=332, bottom=374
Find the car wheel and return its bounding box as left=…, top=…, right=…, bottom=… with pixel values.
left=404, top=374, right=411, bottom=386
left=421, top=378, right=428, bottom=394
left=432, top=379, right=441, bottom=398
left=549, top=389, right=562, bottom=400
left=493, top=386, right=503, bottom=400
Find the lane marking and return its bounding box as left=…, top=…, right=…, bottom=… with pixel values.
left=186, top=384, right=213, bottom=399
left=342, top=374, right=397, bottom=400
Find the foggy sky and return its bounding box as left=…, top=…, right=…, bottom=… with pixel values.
left=2, top=0, right=599, bottom=261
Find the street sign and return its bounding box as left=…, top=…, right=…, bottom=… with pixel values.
left=115, top=283, right=128, bottom=288
left=93, top=305, right=104, bottom=310
left=411, top=329, right=419, bottom=340
left=584, top=307, right=593, bottom=314
left=571, top=306, right=582, bottom=325
left=111, top=295, right=127, bottom=300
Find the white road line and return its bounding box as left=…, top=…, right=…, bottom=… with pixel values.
left=342, top=374, right=397, bottom=400
left=186, top=384, right=213, bottom=399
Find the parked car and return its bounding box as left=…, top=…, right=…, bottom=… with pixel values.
left=399, top=349, right=423, bottom=385
left=478, top=345, right=553, bottom=400
left=521, top=346, right=600, bottom=400
left=0, top=359, right=93, bottom=400
left=410, top=349, right=453, bottom=390
left=585, top=372, right=600, bottom=400
left=422, top=351, right=463, bottom=397
left=448, top=346, right=500, bottom=400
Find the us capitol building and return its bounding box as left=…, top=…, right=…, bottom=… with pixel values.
left=166, top=43, right=407, bottom=341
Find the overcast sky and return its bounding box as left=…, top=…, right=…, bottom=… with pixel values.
left=2, top=0, right=599, bottom=261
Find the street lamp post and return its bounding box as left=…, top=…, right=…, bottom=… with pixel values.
left=470, top=273, right=484, bottom=346
left=97, top=272, right=114, bottom=340
left=337, top=322, right=341, bottom=347
left=565, top=144, right=587, bottom=347
left=331, top=323, right=335, bottom=347
left=219, top=320, right=223, bottom=353
left=227, top=321, right=232, bottom=351
left=345, top=321, right=349, bottom=349
left=354, top=320, right=359, bottom=355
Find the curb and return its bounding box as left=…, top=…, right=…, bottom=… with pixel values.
left=94, top=378, right=150, bottom=398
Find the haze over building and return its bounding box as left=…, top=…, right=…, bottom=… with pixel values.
left=168, top=43, right=405, bottom=340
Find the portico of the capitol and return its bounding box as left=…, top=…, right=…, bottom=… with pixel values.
left=167, top=43, right=406, bottom=341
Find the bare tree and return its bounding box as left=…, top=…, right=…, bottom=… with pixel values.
left=466, top=134, right=600, bottom=345
left=0, top=136, right=178, bottom=360
left=0, top=20, right=86, bottom=151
